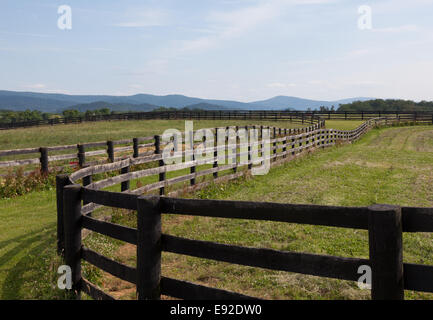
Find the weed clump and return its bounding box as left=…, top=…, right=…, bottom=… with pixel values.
left=0, top=167, right=57, bottom=198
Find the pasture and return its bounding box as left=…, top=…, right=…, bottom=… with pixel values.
left=0, top=119, right=316, bottom=176
left=0, top=119, right=310, bottom=151
left=0, top=119, right=432, bottom=299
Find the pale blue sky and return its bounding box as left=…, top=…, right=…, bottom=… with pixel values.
left=0, top=0, right=432, bottom=102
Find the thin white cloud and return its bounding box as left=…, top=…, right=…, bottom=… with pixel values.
left=178, top=0, right=339, bottom=53
left=0, top=31, right=52, bottom=38
left=24, top=84, right=46, bottom=89
left=267, top=82, right=296, bottom=88
left=372, top=24, right=419, bottom=33
left=114, top=8, right=170, bottom=27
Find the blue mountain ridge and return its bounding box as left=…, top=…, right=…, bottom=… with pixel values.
left=0, top=90, right=373, bottom=112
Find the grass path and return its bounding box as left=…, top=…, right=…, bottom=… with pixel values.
left=0, top=190, right=66, bottom=299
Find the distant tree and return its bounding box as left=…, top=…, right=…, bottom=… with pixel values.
left=62, top=109, right=81, bottom=118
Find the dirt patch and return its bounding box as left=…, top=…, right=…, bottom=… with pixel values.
left=324, top=159, right=392, bottom=169
left=102, top=271, right=136, bottom=300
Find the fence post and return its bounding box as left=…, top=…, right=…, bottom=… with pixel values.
left=82, top=174, right=93, bottom=209
left=77, top=144, right=85, bottom=168
left=107, top=141, right=114, bottom=163
left=233, top=126, right=238, bottom=173
left=121, top=165, right=130, bottom=192
left=63, top=184, right=82, bottom=299
left=154, top=135, right=165, bottom=195
left=40, top=147, right=48, bottom=175
left=283, top=134, right=287, bottom=158
left=137, top=195, right=161, bottom=300
left=368, top=204, right=404, bottom=300
left=247, top=125, right=252, bottom=170
left=133, top=138, right=139, bottom=158
left=213, top=128, right=218, bottom=179
left=56, top=174, right=71, bottom=255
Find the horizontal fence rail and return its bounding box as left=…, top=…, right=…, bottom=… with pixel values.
left=56, top=116, right=433, bottom=300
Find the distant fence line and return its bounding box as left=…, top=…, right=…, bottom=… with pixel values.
left=0, top=115, right=324, bottom=176
left=56, top=117, right=433, bottom=300
left=1, top=110, right=433, bottom=130
left=1, top=110, right=318, bottom=130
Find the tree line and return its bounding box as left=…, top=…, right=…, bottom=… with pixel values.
left=0, top=106, right=217, bottom=124
left=338, top=99, right=433, bottom=112
left=0, top=108, right=116, bottom=124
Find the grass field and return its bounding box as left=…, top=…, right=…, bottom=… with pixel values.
left=0, top=119, right=309, bottom=151
left=1, top=121, right=431, bottom=300
left=324, top=120, right=364, bottom=130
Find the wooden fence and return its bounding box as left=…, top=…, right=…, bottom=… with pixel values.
left=2, top=110, right=433, bottom=130
left=56, top=116, right=433, bottom=300
left=0, top=110, right=320, bottom=130
left=0, top=116, right=324, bottom=176
left=60, top=187, right=433, bottom=300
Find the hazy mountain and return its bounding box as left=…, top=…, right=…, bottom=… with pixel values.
left=0, top=93, right=77, bottom=112
left=183, top=103, right=231, bottom=110
left=123, top=94, right=254, bottom=109
left=0, top=90, right=375, bottom=112
left=65, top=101, right=159, bottom=113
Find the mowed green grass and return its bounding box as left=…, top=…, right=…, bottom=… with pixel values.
left=325, top=120, right=364, bottom=130
left=0, top=191, right=67, bottom=299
